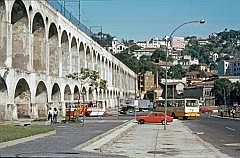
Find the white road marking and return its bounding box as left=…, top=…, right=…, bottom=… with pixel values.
left=225, top=126, right=236, bottom=132
left=224, top=143, right=240, bottom=147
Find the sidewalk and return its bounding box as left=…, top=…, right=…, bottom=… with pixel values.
left=80, top=120, right=232, bottom=158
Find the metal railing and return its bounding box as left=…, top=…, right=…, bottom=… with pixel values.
left=47, top=0, right=92, bottom=36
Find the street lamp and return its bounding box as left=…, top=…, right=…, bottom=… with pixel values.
left=164, top=19, right=205, bottom=130
left=81, top=89, right=86, bottom=126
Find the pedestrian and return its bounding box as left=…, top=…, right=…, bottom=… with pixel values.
left=53, top=107, right=58, bottom=123
left=232, top=108, right=236, bottom=118
left=48, top=107, right=53, bottom=123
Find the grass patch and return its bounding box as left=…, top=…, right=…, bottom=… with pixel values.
left=0, top=125, right=54, bottom=143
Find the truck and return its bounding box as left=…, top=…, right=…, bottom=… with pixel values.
left=134, top=99, right=153, bottom=111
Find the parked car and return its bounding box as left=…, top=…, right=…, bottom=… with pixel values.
left=136, top=112, right=173, bottom=124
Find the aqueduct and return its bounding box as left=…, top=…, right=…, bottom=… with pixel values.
left=0, top=0, right=136, bottom=120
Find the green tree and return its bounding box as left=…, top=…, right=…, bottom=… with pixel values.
left=92, top=32, right=114, bottom=47
left=66, top=68, right=107, bottom=90
left=212, top=78, right=232, bottom=106
left=151, top=49, right=174, bottom=62
left=230, top=81, right=240, bottom=104
left=168, top=64, right=186, bottom=79
left=144, top=90, right=156, bottom=102
left=189, top=64, right=201, bottom=72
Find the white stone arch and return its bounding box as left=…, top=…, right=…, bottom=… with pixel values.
left=92, top=49, right=97, bottom=70
left=71, top=36, right=78, bottom=73
left=81, top=86, right=87, bottom=102
left=64, top=84, right=72, bottom=101
left=96, top=53, right=100, bottom=72
left=11, top=0, right=30, bottom=71
left=79, top=41, right=85, bottom=69
left=35, top=80, right=48, bottom=118
left=73, top=85, right=80, bottom=101
left=100, top=56, right=105, bottom=79
left=104, top=58, right=108, bottom=81
left=0, top=0, right=7, bottom=66
left=86, top=46, right=91, bottom=69
left=48, top=22, right=59, bottom=76
left=32, top=12, right=46, bottom=73
left=51, top=83, right=61, bottom=102
left=61, top=30, right=70, bottom=76
left=0, top=76, right=8, bottom=120
left=88, top=87, right=93, bottom=101
left=14, top=78, right=31, bottom=119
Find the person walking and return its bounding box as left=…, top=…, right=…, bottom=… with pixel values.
left=47, top=107, right=53, bottom=123
left=232, top=108, right=236, bottom=118
left=53, top=108, right=58, bottom=123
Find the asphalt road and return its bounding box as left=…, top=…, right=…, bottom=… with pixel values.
left=0, top=116, right=132, bottom=158
left=184, top=114, right=240, bottom=158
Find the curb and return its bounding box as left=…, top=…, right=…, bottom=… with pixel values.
left=73, top=120, right=137, bottom=152
left=211, top=115, right=240, bottom=121
left=0, top=130, right=56, bottom=149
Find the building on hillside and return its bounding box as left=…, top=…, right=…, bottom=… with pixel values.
left=198, top=39, right=210, bottom=45
left=184, top=83, right=215, bottom=107
left=160, top=82, right=185, bottom=99
left=199, top=64, right=210, bottom=72
left=177, top=55, right=199, bottom=69
left=186, top=71, right=202, bottom=85
left=218, top=75, right=240, bottom=83
left=155, top=60, right=173, bottom=69
left=107, top=38, right=128, bottom=54
left=218, top=60, right=229, bottom=75
left=138, top=71, right=156, bottom=98
left=172, top=37, right=186, bottom=51
left=218, top=59, right=240, bottom=76
left=186, top=71, right=218, bottom=85
left=136, top=37, right=167, bottom=49
left=212, top=53, right=219, bottom=62
left=226, top=59, right=240, bottom=75
left=160, top=78, right=187, bottom=98
left=132, top=48, right=156, bottom=58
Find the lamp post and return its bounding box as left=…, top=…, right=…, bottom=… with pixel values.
left=164, top=19, right=205, bottom=130
left=81, top=89, right=86, bottom=126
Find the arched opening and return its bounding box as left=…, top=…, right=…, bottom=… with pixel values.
left=93, top=50, right=97, bottom=70
left=96, top=54, right=100, bottom=72
left=79, top=42, right=85, bottom=69
left=74, top=86, right=80, bottom=101
left=0, top=0, right=6, bottom=66
left=64, top=84, right=71, bottom=101
left=14, top=78, right=31, bottom=119
left=101, top=57, right=104, bottom=79
left=71, top=37, right=78, bottom=73
left=48, top=23, right=59, bottom=76
left=61, top=30, right=69, bottom=76
left=0, top=77, right=8, bottom=120
left=86, top=46, right=91, bottom=68
left=51, top=83, right=60, bottom=102
left=88, top=87, right=93, bottom=101
left=104, top=59, right=108, bottom=80
left=99, top=89, right=102, bottom=100
left=11, top=0, right=29, bottom=70
left=32, top=12, right=46, bottom=73
left=36, top=81, right=48, bottom=118
left=81, top=87, right=87, bottom=102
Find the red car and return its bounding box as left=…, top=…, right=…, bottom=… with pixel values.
left=136, top=112, right=173, bottom=124
left=200, top=106, right=213, bottom=113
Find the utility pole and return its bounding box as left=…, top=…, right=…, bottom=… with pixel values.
left=78, top=0, right=81, bottom=23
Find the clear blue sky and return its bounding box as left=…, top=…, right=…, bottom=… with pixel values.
left=65, top=0, right=240, bottom=41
